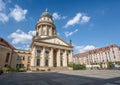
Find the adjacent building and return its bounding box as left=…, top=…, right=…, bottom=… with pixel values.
left=0, top=37, right=15, bottom=70
left=74, top=44, right=120, bottom=69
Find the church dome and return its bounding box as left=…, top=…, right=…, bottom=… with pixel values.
left=38, top=9, right=54, bottom=23
left=41, top=9, right=52, bottom=18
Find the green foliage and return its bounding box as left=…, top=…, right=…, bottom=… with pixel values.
left=107, top=62, right=114, bottom=69
left=3, top=66, right=26, bottom=73
left=3, top=66, right=11, bottom=73
left=15, top=67, right=20, bottom=72
left=15, top=67, right=26, bottom=72
left=99, top=63, right=102, bottom=68
left=68, top=62, right=74, bottom=67
left=68, top=63, right=86, bottom=70
left=91, top=63, right=97, bottom=65
left=116, top=61, right=120, bottom=65
left=18, top=69, right=26, bottom=72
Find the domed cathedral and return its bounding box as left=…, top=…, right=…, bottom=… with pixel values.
left=30, top=9, right=73, bottom=71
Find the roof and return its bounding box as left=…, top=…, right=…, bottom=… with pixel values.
left=41, top=8, right=52, bottom=18
left=74, top=44, right=119, bottom=58
left=0, top=37, right=15, bottom=49
left=14, top=49, right=31, bottom=54
left=74, top=52, right=89, bottom=58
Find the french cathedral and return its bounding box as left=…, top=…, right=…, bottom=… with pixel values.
left=0, top=9, right=73, bottom=71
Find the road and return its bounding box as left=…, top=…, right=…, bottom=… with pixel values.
left=0, top=70, right=120, bottom=85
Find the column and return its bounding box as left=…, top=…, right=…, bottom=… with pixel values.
left=69, top=50, right=73, bottom=63
left=63, top=50, right=67, bottom=67
left=57, top=49, right=60, bottom=67
left=40, top=47, right=45, bottom=67
left=49, top=48, right=53, bottom=67
left=30, top=47, right=36, bottom=66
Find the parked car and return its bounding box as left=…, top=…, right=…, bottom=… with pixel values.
left=0, top=70, right=3, bottom=75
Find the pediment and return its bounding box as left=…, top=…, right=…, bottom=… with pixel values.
left=39, top=37, right=70, bottom=46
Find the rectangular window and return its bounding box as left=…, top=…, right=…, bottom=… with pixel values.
left=5, top=53, right=10, bottom=62
left=23, top=56, right=25, bottom=60
left=17, top=56, right=24, bottom=60
left=36, top=59, right=40, bottom=66
left=37, top=50, right=41, bottom=56
left=37, top=50, right=41, bottom=54
left=16, top=64, right=24, bottom=68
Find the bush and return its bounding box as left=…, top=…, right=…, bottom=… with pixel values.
left=68, top=62, right=74, bottom=67
left=15, top=67, right=20, bottom=72
left=116, top=61, right=120, bottom=65
left=3, top=66, right=11, bottom=73
left=107, top=62, right=114, bottom=69
left=18, top=70, right=26, bottom=72
left=68, top=63, right=86, bottom=70
left=2, top=66, right=26, bottom=73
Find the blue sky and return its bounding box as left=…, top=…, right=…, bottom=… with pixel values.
left=0, top=0, right=120, bottom=54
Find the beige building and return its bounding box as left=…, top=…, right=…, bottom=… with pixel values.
left=0, top=9, right=73, bottom=71
left=74, top=44, right=120, bottom=69
left=0, top=37, right=15, bottom=70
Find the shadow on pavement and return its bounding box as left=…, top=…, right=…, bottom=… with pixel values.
left=0, top=72, right=120, bottom=85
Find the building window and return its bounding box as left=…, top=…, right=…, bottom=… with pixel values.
left=37, top=50, right=41, bottom=54
left=23, top=56, right=25, bottom=60
left=16, top=64, right=24, bottom=68
left=5, top=53, right=10, bottom=62
left=36, top=59, right=40, bottom=66
left=17, top=56, right=24, bottom=60
left=45, top=51, right=49, bottom=55
left=60, top=53, right=63, bottom=56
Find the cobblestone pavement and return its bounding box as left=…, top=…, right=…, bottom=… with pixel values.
left=0, top=70, right=120, bottom=85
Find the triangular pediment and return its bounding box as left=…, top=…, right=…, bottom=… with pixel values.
left=35, top=36, right=71, bottom=46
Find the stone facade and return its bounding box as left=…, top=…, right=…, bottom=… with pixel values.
left=30, top=9, right=73, bottom=70
left=74, top=44, right=120, bottom=69
left=0, top=37, right=15, bottom=70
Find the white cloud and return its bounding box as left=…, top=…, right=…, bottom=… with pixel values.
left=81, top=15, right=90, bottom=23
left=64, top=29, right=78, bottom=37
left=15, top=44, right=30, bottom=50
left=0, top=0, right=5, bottom=11
left=74, top=45, right=96, bottom=53
left=64, top=12, right=90, bottom=28
left=0, top=13, right=9, bottom=23
left=10, top=5, right=27, bottom=22
left=8, top=29, right=36, bottom=44
left=52, top=12, right=67, bottom=20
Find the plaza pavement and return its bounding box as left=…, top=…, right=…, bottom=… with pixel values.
left=0, top=70, right=120, bottom=85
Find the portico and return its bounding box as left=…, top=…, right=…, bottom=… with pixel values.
left=31, top=45, right=73, bottom=68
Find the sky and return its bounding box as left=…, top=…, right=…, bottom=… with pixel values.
left=0, top=0, right=120, bottom=54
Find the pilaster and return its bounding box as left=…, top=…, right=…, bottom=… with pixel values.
left=63, top=50, right=67, bottom=67
left=49, top=48, right=53, bottom=67
left=57, top=49, right=60, bottom=67
left=40, top=47, right=45, bottom=66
